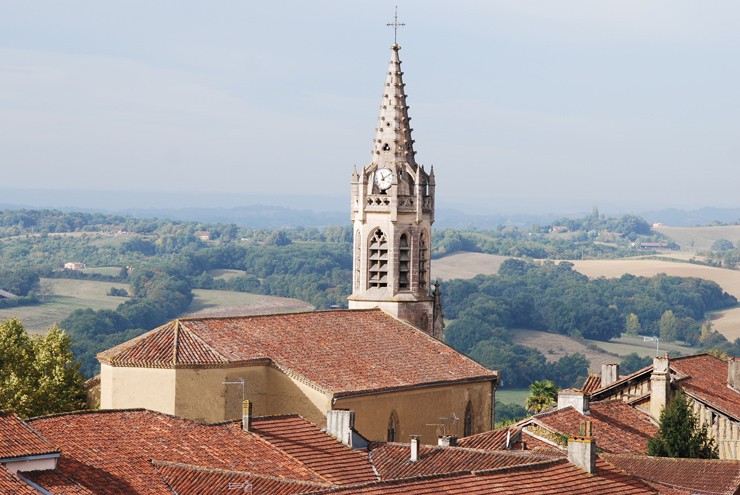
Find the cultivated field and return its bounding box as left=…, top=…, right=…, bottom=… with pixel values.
left=0, top=278, right=130, bottom=333
left=184, top=289, right=313, bottom=318
left=655, top=225, right=740, bottom=252
left=432, top=252, right=511, bottom=281
left=511, top=329, right=695, bottom=373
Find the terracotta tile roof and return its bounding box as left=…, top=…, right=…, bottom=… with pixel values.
left=525, top=400, right=657, bottom=454
left=0, top=465, right=39, bottom=495
left=153, top=462, right=332, bottom=495
left=368, top=442, right=556, bottom=479
left=252, top=415, right=378, bottom=485
left=603, top=453, right=740, bottom=495
left=26, top=409, right=328, bottom=495
left=457, top=426, right=520, bottom=450
left=0, top=412, right=58, bottom=460
left=98, top=309, right=497, bottom=395
left=582, top=373, right=602, bottom=394
left=296, top=458, right=660, bottom=495
left=670, top=354, right=740, bottom=420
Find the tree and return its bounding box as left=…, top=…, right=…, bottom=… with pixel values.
left=711, top=239, right=734, bottom=252
left=659, top=310, right=679, bottom=342
left=526, top=379, right=558, bottom=414
left=0, top=319, right=86, bottom=418
left=625, top=313, right=641, bottom=336
left=647, top=392, right=718, bottom=459
left=620, top=352, right=652, bottom=374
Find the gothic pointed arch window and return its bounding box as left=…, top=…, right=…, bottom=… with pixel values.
left=368, top=229, right=389, bottom=288
left=398, top=233, right=410, bottom=290
left=464, top=401, right=474, bottom=437
left=419, top=230, right=429, bottom=291
left=387, top=410, right=399, bottom=442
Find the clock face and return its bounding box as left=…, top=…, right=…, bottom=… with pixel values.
left=375, top=168, right=393, bottom=191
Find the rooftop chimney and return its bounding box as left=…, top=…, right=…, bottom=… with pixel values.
left=242, top=400, right=252, bottom=432
left=325, top=410, right=368, bottom=449
left=558, top=389, right=589, bottom=415
left=728, top=357, right=740, bottom=392
left=437, top=435, right=457, bottom=447
left=410, top=435, right=420, bottom=462
left=567, top=420, right=596, bottom=474
left=601, top=363, right=619, bottom=387
left=650, top=354, right=670, bottom=420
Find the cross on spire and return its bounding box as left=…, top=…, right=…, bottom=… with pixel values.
left=387, top=6, right=405, bottom=44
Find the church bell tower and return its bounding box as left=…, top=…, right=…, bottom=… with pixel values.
left=348, top=38, right=443, bottom=339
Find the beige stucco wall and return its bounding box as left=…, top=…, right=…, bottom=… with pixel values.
left=100, top=364, right=176, bottom=414
left=101, top=364, right=332, bottom=425
left=335, top=380, right=493, bottom=444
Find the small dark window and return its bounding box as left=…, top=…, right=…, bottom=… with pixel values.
left=464, top=401, right=473, bottom=437
left=382, top=143, right=391, bottom=151
left=388, top=411, right=399, bottom=442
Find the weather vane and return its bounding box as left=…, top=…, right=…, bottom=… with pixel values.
left=387, top=6, right=405, bottom=44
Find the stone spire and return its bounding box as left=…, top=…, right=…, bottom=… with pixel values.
left=372, top=44, right=417, bottom=171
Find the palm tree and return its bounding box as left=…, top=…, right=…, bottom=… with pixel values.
left=526, top=380, right=558, bottom=414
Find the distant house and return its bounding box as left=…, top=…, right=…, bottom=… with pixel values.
left=194, top=230, right=211, bottom=241
left=64, top=262, right=86, bottom=270
left=549, top=225, right=569, bottom=234
left=588, top=354, right=740, bottom=460
left=637, top=242, right=670, bottom=249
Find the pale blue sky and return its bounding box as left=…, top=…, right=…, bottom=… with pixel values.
left=1, top=1, right=739, bottom=213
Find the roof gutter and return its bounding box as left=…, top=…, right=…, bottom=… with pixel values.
left=332, top=375, right=498, bottom=400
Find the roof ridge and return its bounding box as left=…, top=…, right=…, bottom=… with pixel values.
left=28, top=408, right=210, bottom=426
left=172, top=320, right=229, bottom=364
left=374, top=441, right=556, bottom=458
left=150, top=460, right=334, bottom=487
left=175, top=308, right=383, bottom=323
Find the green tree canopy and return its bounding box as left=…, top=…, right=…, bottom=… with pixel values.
left=647, top=392, right=718, bottom=459
left=0, top=319, right=86, bottom=418
left=526, top=379, right=558, bottom=414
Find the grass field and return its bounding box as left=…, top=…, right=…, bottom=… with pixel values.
left=432, top=252, right=511, bottom=281
left=184, top=289, right=313, bottom=318
left=655, top=225, right=740, bottom=252
left=206, top=269, right=248, bottom=281
left=496, top=388, right=529, bottom=407
left=0, top=278, right=130, bottom=333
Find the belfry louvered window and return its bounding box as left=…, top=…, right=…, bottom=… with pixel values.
left=398, top=233, right=410, bottom=290
left=368, top=229, right=389, bottom=288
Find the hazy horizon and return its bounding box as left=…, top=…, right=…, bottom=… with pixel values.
left=2, top=2, right=740, bottom=209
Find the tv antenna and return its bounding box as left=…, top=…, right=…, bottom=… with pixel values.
left=228, top=481, right=253, bottom=494
left=643, top=336, right=660, bottom=355
left=426, top=413, right=459, bottom=436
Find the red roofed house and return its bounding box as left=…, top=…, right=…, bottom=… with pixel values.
left=11, top=407, right=711, bottom=495
left=98, top=309, right=498, bottom=443
left=589, top=354, right=740, bottom=459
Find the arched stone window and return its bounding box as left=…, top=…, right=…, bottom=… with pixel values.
left=368, top=229, right=389, bottom=288
left=387, top=410, right=399, bottom=442
left=398, top=233, right=410, bottom=290
left=464, top=401, right=474, bottom=437
left=419, top=231, right=428, bottom=291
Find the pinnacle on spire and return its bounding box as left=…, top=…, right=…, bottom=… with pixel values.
left=371, top=43, right=417, bottom=170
